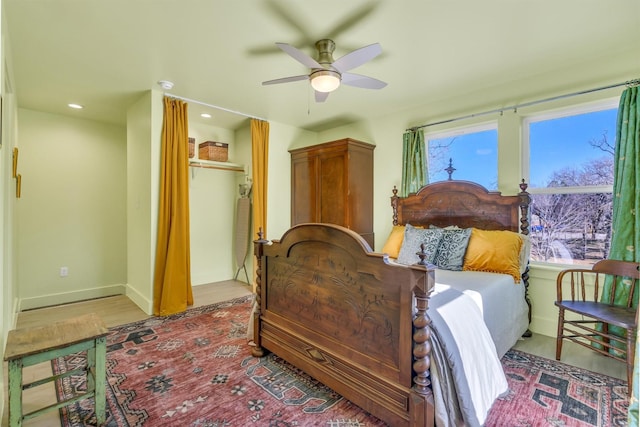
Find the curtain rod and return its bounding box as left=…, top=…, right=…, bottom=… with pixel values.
left=165, top=93, right=268, bottom=122
left=407, top=78, right=640, bottom=132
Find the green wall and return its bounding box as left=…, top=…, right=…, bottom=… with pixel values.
left=7, top=76, right=631, bottom=340
left=3, top=52, right=637, bottom=353
left=187, top=120, right=244, bottom=285
left=16, top=109, right=127, bottom=309
left=311, top=80, right=627, bottom=338
left=126, top=92, right=155, bottom=312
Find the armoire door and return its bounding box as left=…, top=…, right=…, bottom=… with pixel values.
left=291, top=152, right=317, bottom=224
left=317, top=150, right=347, bottom=227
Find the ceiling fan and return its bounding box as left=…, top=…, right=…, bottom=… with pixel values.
left=262, top=39, right=387, bottom=102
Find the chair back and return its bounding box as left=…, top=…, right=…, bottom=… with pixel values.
left=592, top=259, right=640, bottom=308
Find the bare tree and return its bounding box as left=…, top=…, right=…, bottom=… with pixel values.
left=531, top=193, right=585, bottom=261
left=589, top=131, right=615, bottom=156
left=428, top=137, right=457, bottom=177
left=531, top=156, right=613, bottom=262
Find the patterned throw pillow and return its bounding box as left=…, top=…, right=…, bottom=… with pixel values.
left=433, top=228, right=472, bottom=270
left=396, top=224, right=443, bottom=265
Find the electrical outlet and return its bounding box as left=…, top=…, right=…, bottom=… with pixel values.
left=60, top=267, right=68, bottom=277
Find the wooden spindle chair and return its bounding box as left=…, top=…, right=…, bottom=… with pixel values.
left=555, top=259, right=639, bottom=390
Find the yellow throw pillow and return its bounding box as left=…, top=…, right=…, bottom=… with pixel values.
left=463, top=228, right=523, bottom=282
left=381, top=225, right=406, bottom=259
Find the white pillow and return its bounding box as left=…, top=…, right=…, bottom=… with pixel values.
left=518, top=234, right=531, bottom=276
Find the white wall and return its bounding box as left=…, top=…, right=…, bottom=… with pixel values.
left=16, top=109, right=127, bottom=309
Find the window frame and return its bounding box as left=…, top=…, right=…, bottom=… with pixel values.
left=522, top=98, right=618, bottom=196
left=424, top=120, right=499, bottom=188
left=521, top=97, right=619, bottom=266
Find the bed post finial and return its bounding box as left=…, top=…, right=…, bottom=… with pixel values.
left=416, top=243, right=434, bottom=267
left=445, top=158, right=456, bottom=180
left=518, top=179, right=531, bottom=236
left=391, top=186, right=399, bottom=226
left=251, top=228, right=269, bottom=357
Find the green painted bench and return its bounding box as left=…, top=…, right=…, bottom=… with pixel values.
left=4, top=313, right=109, bottom=426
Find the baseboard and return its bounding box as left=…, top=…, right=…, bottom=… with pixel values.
left=530, top=315, right=557, bottom=338
left=19, top=284, right=127, bottom=311
left=125, top=283, right=153, bottom=315
left=11, top=296, right=20, bottom=328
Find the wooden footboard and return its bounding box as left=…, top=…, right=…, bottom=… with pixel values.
left=251, top=224, right=436, bottom=426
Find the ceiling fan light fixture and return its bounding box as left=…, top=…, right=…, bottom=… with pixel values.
left=310, top=69, right=341, bottom=93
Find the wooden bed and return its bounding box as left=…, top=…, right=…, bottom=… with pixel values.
left=250, top=179, right=531, bottom=427
left=391, top=179, right=533, bottom=326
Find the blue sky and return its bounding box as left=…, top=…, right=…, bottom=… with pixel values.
left=528, top=108, right=617, bottom=187
left=427, top=107, right=617, bottom=189
left=428, top=129, right=498, bottom=189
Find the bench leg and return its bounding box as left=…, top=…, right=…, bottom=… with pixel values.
left=94, top=336, right=107, bottom=425
left=7, top=359, right=23, bottom=427
left=87, top=343, right=96, bottom=394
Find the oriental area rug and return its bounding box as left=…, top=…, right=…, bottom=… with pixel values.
left=53, top=296, right=629, bottom=426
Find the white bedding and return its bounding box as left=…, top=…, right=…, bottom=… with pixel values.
left=428, top=283, right=509, bottom=426
left=435, top=269, right=529, bottom=358
left=385, top=261, right=528, bottom=426
left=424, top=268, right=528, bottom=426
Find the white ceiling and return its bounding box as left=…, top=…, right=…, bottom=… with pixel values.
left=5, top=0, right=640, bottom=132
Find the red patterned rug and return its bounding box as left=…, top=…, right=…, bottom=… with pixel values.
left=53, top=296, right=628, bottom=426
left=486, top=350, right=628, bottom=426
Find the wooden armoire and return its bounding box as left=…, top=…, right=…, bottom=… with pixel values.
left=290, top=138, right=375, bottom=247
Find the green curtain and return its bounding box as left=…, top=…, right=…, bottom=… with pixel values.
left=605, top=86, right=639, bottom=309
left=602, top=86, right=639, bottom=426
left=400, top=129, right=428, bottom=197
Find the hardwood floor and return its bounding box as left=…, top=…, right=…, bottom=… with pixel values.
left=512, top=332, right=626, bottom=380
left=13, top=280, right=253, bottom=330
left=3, top=279, right=627, bottom=426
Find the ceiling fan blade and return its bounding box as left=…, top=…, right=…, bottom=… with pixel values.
left=315, top=91, right=330, bottom=103
left=264, top=0, right=313, bottom=41
left=325, top=1, right=381, bottom=40
left=332, top=43, right=382, bottom=73
left=262, top=75, right=309, bottom=85
left=276, top=43, right=322, bottom=69
left=341, top=72, right=387, bottom=89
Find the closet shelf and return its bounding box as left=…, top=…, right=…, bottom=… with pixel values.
left=189, top=159, right=245, bottom=172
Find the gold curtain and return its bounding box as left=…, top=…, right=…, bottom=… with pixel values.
left=251, top=119, right=269, bottom=286
left=153, top=97, right=193, bottom=316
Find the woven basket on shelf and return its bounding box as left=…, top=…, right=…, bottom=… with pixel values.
left=188, top=138, right=195, bottom=158
left=199, top=141, right=228, bottom=162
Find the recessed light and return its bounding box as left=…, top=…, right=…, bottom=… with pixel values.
left=200, top=113, right=212, bottom=118
left=68, top=103, right=84, bottom=109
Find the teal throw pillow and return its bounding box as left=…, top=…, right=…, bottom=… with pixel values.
left=396, top=224, right=443, bottom=265
left=433, top=228, right=472, bottom=270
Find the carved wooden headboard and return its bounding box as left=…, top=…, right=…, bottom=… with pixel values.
left=391, top=180, right=531, bottom=236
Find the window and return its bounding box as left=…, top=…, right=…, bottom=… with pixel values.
left=426, top=123, right=498, bottom=190
left=524, top=100, right=618, bottom=266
